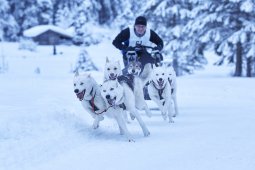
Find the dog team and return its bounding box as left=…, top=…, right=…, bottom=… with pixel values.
left=73, top=57, right=179, bottom=142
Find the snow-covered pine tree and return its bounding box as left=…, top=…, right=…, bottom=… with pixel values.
left=146, top=0, right=206, bottom=75
left=8, top=0, right=39, bottom=36
left=0, top=0, right=19, bottom=41
left=73, top=47, right=98, bottom=73
left=37, top=0, right=53, bottom=25
left=55, top=3, right=74, bottom=28
left=185, top=0, right=255, bottom=77
left=108, top=0, right=133, bottom=29
left=72, top=0, right=100, bottom=45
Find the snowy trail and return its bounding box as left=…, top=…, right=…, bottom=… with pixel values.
left=0, top=43, right=255, bottom=170
left=1, top=73, right=255, bottom=170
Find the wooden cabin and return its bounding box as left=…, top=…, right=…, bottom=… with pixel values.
left=23, top=25, right=73, bottom=45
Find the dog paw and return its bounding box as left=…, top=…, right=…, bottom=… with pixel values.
left=173, top=113, right=178, bottom=117
left=144, top=131, right=150, bottom=137
left=128, top=139, right=135, bottom=142
left=168, top=119, right=174, bottom=123
left=130, top=114, right=136, bottom=120
left=161, top=113, right=167, bottom=120
left=92, top=123, right=99, bottom=129
left=93, top=125, right=99, bottom=129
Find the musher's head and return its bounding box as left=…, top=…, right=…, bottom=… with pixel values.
left=134, top=16, right=147, bottom=36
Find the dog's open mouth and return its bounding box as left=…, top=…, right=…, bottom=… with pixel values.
left=157, top=80, right=164, bottom=88
left=130, top=69, right=139, bottom=75
left=109, top=74, right=117, bottom=80
left=107, top=96, right=117, bottom=106
left=76, top=89, right=86, bottom=101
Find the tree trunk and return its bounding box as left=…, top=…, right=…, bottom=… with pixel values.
left=246, top=57, right=252, bottom=77
left=53, top=44, right=57, bottom=55
left=173, top=56, right=179, bottom=76
left=234, top=41, right=242, bottom=77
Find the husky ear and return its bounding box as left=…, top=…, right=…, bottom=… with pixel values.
left=106, top=57, right=110, bottom=63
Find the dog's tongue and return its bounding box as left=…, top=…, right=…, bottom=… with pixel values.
left=107, top=97, right=116, bottom=106
left=76, top=90, right=85, bottom=101
left=109, top=74, right=117, bottom=80
left=108, top=99, right=115, bottom=106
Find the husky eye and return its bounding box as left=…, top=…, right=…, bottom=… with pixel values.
left=114, top=67, right=117, bottom=70
left=107, top=68, right=110, bottom=71
left=103, top=90, right=106, bottom=92
left=162, top=73, right=164, bottom=75
left=156, top=73, right=159, bottom=76
left=110, top=88, right=114, bottom=91
left=74, top=83, right=76, bottom=86
left=80, top=82, right=84, bottom=85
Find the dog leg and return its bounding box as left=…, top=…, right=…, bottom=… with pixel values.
left=144, top=104, right=152, bottom=118
left=150, top=96, right=166, bottom=120
left=129, top=112, right=136, bottom=120
left=166, top=100, right=174, bottom=123
left=115, top=111, right=134, bottom=142
left=123, top=110, right=131, bottom=123
left=92, top=116, right=100, bottom=129
left=172, top=95, right=179, bottom=117
left=131, top=109, right=150, bottom=137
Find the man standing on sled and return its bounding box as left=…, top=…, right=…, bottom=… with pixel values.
left=112, top=16, right=164, bottom=69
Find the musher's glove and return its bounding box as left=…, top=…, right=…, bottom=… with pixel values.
left=151, top=47, right=163, bottom=62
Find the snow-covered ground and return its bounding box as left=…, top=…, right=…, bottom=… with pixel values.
left=0, top=42, right=255, bottom=170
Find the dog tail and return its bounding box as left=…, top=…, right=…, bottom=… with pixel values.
left=140, top=63, right=152, bottom=82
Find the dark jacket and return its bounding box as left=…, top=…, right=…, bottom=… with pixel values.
left=112, top=27, right=164, bottom=52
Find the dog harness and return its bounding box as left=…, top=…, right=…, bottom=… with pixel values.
left=88, top=88, right=113, bottom=114
left=168, top=78, right=174, bottom=95
left=151, top=81, right=166, bottom=105
left=117, top=74, right=134, bottom=91
left=88, top=87, right=100, bottom=112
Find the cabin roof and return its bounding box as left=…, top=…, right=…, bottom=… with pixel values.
left=23, top=25, right=73, bottom=38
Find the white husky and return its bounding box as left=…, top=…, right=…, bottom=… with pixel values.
left=104, top=58, right=152, bottom=118
left=73, top=72, right=105, bottom=129
left=73, top=72, right=133, bottom=141
left=147, top=65, right=174, bottom=123
left=104, top=57, right=122, bottom=81
left=101, top=80, right=150, bottom=137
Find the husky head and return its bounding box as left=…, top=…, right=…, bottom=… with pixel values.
left=151, top=65, right=168, bottom=89
left=127, top=60, right=142, bottom=75
left=104, top=57, right=122, bottom=80
left=100, top=80, right=124, bottom=107
left=73, top=72, right=96, bottom=101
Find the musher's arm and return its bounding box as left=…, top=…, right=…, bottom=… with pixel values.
left=112, top=28, right=130, bottom=51
left=149, top=30, right=164, bottom=51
